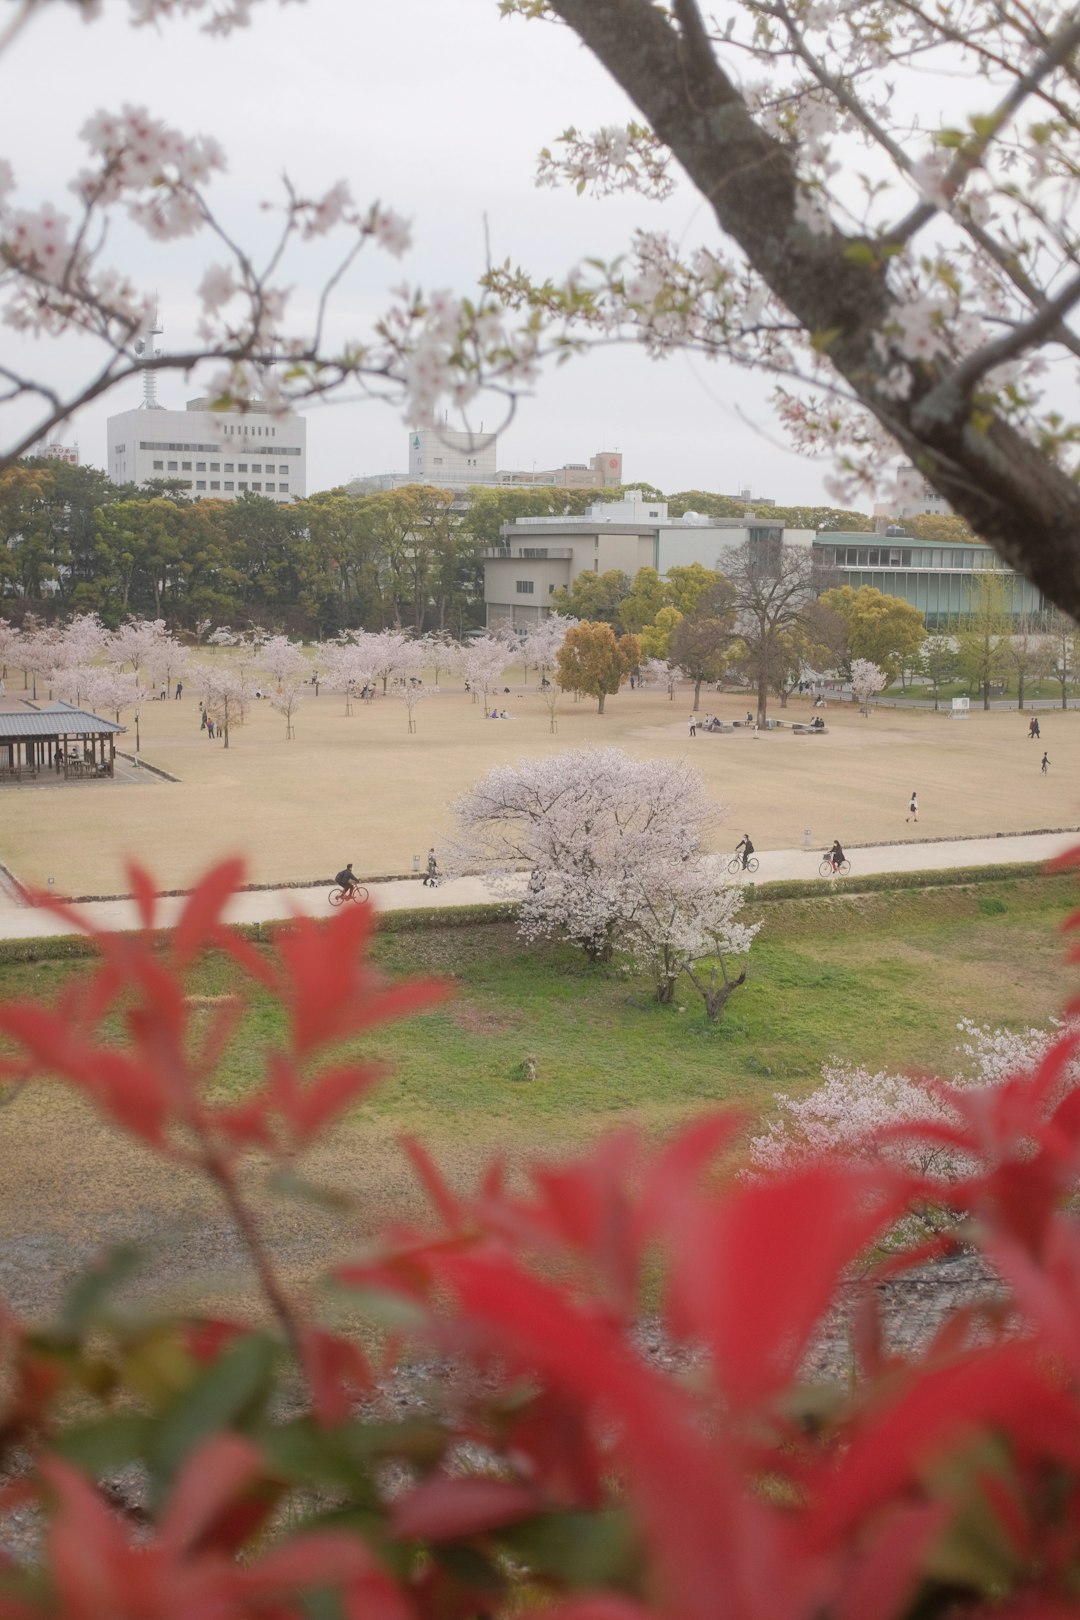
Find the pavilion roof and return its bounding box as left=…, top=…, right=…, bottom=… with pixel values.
left=0, top=702, right=125, bottom=739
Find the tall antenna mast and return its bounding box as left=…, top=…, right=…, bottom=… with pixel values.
left=135, top=309, right=164, bottom=409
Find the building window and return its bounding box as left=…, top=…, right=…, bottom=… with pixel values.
left=252, top=482, right=261, bottom=491
left=196, top=461, right=206, bottom=472
left=181, top=480, right=193, bottom=489
left=280, top=484, right=289, bottom=493
left=153, top=460, right=163, bottom=470
left=211, top=462, right=220, bottom=472
left=224, top=481, right=234, bottom=491
left=181, top=461, right=192, bottom=470
left=515, top=580, right=535, bottom=594
left=238, top=463, right=247, bottom=472
left=167, top=460, right=178, bottom=471
left=279, top=465, right=288, bottom=474
left=266, top=483, right=275, bottom=492
left=196, top=480, right=206, bottom=490
left=239, top=481, right=248, bottom=490
left=224, top=463, right=234, bottom=473
left=210, top=481, right=220, bottom=490
left=251, top=463, right=261, bottom=472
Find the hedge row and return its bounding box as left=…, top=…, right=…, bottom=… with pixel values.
left=0, top=866, right=1060, bottom=966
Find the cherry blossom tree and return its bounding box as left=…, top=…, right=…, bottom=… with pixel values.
left=106, top=616, right=167, bottom=682
left=417, top=631, right=459, bottom=688
left=622, top=864, right=760, bottom=1014
left=47, top=613, right=107, bottom=705
left=496, top=0, right=1080, bottom=622
left=83, top=666, right=144, bottom=729
left=450, top=747, right=722, bottom=961
left=520, top=614, right=573, bottom=686
left=358, top=630, right=412, bottom=696
left=0, top=616, right=19, bottom=683
left=849, top=657, right=888, bottom=715
left=5, top=0, right=1080, bottom=633
left=643, top=655, right=680, bottom=701
left=458, top=634, right=510, bottom=712
left=395, top=682, right=429, bottom=735
left=749, top=1017, right=1075, bottom=1234
left=149, top=633, right=189, bottom=701
left=190, top=661, right=250, bottom=749
left=319, top=639, right=372, bottom=716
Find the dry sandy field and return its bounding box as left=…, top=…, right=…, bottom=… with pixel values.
left=1, top=666, right=1078, bottom=895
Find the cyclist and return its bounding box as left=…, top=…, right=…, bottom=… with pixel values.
left=335, top=862, right=360, bottom=895
left=735, top=833, right=755, bottom=870
left=827, top=838, right=845, bottom=873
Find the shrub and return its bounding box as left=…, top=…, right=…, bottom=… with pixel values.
left=5, top=858, right=1080, bottom=1616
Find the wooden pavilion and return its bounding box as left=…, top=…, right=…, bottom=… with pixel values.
left=0, top=702, right=125, bottom=782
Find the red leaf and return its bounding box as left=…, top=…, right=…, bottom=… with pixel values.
left=126, top=861, right=158, bottom=931
left=400, top=1135, right=463, bottom=1225
left=835, top=1504, right=948, bottom=1620
left=666, top=1164, right=910, bottom=1407
left=289, top=1061, right=384, bottom=1143
left=391, top=1475, right=542, bottom=1541
left=172, top=857, right=247, bottom=966
left=160, top=1432, right=264, bottom=1554
left=299, top=1326, right=372, bottom=1427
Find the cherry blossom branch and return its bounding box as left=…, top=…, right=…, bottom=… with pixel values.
left=913, top=266, right=1080, bottom=430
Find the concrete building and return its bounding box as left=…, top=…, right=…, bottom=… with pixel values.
left=483, top=496, right=812, bottom=629
left=876, top=463, right=953, bottom=521
left=350, top=432, right=624, bottom=495
left=106, top=396, right=306, bottom=503
left=497, top=450, right=624, bottom=489
left=814, top=530, right=1046, bottom=626
left=27, top=440, right=79, bottom=465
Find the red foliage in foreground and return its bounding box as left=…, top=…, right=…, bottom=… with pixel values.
left=3, top=859, right=1080, bottom=1618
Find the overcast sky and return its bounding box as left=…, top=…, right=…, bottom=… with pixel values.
left=6, top=1, right=839, bottom=501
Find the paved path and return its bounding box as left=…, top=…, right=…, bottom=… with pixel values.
left=0, top=828, right=1077, bottom=941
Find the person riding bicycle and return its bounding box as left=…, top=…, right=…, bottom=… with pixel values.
left=335, top=862, right=359, bottom=894
left=735, top=833, right=755, bottom=870
left=827, top=839, right=845, bottom=873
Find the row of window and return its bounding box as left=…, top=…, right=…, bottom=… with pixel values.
left=138, top=441, right=301, bottom=455
left=822, top=545, right=999, bottom=570
left=153, top=460, right=293, bottom=474
left=171, top=479, right=289, bottom=494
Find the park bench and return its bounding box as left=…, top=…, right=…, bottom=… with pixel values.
left=792, top=723, right=829, bottom=735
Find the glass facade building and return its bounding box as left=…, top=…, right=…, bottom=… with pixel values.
left=813, top=533, right=1046, bottom=626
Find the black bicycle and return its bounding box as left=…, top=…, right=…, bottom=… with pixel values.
left=329, top=883, right=370, bottom=906
left=726, top=853, right=760, bottom=875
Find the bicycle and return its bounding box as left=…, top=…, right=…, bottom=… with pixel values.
left=726, top=853, right=760, bottom=875
left=818, top=856, right=851, bottom=877
left=328, top=883, right=370, bottom=906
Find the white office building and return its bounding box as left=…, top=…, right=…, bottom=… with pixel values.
left=484, top=496, right=813, bottom=628
left=106, top=396, right=306, bottom=502
left=407, top=421, right=498, bottom=487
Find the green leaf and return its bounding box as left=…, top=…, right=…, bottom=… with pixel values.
left=61, top=1245, right=142, bottom=1334
left=54, top=1413, right=153, bottom=1474
left=150, top=1332, right=277, bottom=1498
left=501, top=1509, right=639, bottom=1586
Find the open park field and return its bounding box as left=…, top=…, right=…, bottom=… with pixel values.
left=1, top=664, right=1079, bottom=895
left=1, top=873, right=1079, bottom=1321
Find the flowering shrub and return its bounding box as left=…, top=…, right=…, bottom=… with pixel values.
left=5, top=859, right=1080, bottom=1616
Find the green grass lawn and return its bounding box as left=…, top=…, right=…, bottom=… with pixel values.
left=4, top=873, right=1078, bottom=1151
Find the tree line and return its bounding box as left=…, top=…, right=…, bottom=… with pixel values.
left=0, top=459, right=894, bottom=637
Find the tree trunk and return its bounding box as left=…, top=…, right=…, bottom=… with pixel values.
left=756, top=669, right=768, bottom=725
left=657, top=976, right=676, bottom=1004
left=598, top=693, right=606, bottom=713
left=1018, top=674, right=1025, bottom=709
left=693, top=675, right=703, bottom=708
left=703, top=968, right=747, bottom=1022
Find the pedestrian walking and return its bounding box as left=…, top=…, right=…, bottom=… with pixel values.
left=207, top=717, right=215, bottom=740
left=689, top=714, right=697, bottom=738
left=1042, top=751, right=1050, bottom=773
left=1029, top=716, right=1041, bottom=739
left=423, top=848, right=439, bottom=888
left=907, top=790, right=918, bottom=823
left=175, top=680, right=183, bottom=700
